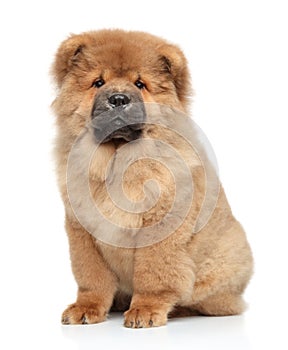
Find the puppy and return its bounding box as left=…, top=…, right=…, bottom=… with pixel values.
left=51, top=29, right=253, bottom=328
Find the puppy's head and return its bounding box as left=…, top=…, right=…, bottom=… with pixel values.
left=51, top=29, right=191, bottom=143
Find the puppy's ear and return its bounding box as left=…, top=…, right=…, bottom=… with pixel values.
left=158, top=44, right=191, bottom=106
left=52, top=34, right=87, bottom=88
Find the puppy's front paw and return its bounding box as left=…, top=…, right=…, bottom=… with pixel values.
left=124, top=306, right=167, bottom=328
left=62, top=302, right=107, bottom=325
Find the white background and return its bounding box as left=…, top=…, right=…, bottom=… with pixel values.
left=0, top=0, right=287, bottom=349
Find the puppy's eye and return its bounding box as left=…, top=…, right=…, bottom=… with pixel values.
left=135, top=80, right=146, bottom=90
left=92, top=79, right=105, bottom=88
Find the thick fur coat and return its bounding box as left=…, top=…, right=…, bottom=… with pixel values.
left=52, top=29, right=253, bottom=328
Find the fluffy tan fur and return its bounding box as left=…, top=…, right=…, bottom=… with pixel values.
left=51, top=29, right=253, bottom=328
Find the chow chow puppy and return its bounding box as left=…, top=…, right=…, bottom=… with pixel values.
left=51, top=29, right=253, bottom=328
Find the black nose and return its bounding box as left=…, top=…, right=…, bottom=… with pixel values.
left=108, top=93, right=131, bottom=108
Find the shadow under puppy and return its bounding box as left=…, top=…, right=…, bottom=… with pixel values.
left=51, top=29, right=253, bottom=328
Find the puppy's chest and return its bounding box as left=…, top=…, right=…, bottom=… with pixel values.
left=90, top=156, right=175, bottom=228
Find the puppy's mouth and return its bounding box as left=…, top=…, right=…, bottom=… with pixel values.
left=96, top=109, right=145, bottom=143
left=91, top=91, right=146, bottom=144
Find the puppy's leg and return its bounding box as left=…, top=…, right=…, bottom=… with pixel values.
left=124, top=240, right=195, bottom=328
left=189, top=226, right=253, bottom=316
left=62, top=219, right=117, bottom=325
left=192, top=291, right=245, bottom=316
left=189, top=259, right=250, bottom=316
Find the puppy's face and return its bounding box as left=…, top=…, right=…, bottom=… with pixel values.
left=52, top=30, right=190, bottom=143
